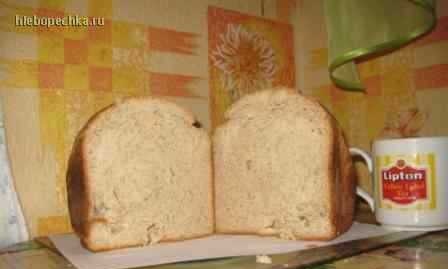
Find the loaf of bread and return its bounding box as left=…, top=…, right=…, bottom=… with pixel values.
left=213, top=88, right=355, bottom=240
left=66, top=98, right=214, bottom=251
left=67, top=89, right=355, bottom=251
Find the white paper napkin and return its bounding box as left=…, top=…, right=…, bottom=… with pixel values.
left=50, top=222, right=401, bottom=269
left=0, top=102, right=29, bottom=248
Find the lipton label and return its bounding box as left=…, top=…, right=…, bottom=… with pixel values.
left=376, top=153, right=436, bottom=211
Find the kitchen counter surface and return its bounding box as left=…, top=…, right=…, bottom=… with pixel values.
left=1, top=206, right=447, bottom=269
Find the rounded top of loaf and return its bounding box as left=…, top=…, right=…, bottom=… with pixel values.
left=108, top=97, right=196, bottom=122
left=223, top=87, right=327, bottom=121
left=81, top=97, right=200, bottom=136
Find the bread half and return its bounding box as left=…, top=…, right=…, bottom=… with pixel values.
left=213, top=88, right=355, bottom=240
left=67, top=97, right=213, bottom=251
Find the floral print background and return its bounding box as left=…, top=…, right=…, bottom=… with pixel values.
left=211, top=23, right=277, bottom=101
left=208, top=6, right=295, bottom=128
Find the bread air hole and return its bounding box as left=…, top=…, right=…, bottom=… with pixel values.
left=246, top=160, right=252, bottom=170
left=145, top=223, right=163, bottom=245
left=192, top=121, right=202, bottom=128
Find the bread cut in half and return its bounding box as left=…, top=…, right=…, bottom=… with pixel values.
left=213, top=88, right=355, bottom=240
left=67, top=98, right=213, bottom=251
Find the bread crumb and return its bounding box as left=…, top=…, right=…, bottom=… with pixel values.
left=256, top=255, right=272, bottom=264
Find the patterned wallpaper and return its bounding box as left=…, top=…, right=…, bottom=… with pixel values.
left=0, top=0, right=447, bottom=239
left=280, top=0, right=448, bottom=194
left=0, top=0, right=264, bottom=238
left=208, top=6, right=295, bottom=128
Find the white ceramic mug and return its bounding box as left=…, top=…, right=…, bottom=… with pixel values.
left=351, top=137, right=448, bottom=231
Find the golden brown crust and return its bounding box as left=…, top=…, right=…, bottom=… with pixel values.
left=326, top=115, right=339, bottom=240
left=66, top=134, right=89, bottom=238
left=336, top=128, right=356, bottom=233
left=302, top=97, right=354, bottom=241
left=328, top=115, right=355, bottom=238
left=66, top=103, right=115, bottom=242
left=210, top=139, right=217, bottom=233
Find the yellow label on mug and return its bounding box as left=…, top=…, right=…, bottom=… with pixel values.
left=376, top=153, right=436, bottom=211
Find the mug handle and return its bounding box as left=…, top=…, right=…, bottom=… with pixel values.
left=349, top=147, right=375, bottom=212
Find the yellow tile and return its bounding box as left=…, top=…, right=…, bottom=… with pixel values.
left=112, top=66, right=145, bottom=94
left=63, top=90, right=93, bottom=163
left=64, top=64, right=88, bottom=90
left=0, top=59, right=38, bottom=88
left=0, top=2, right=36, bottom=33
left=39, top=89, right=69, bottom=218
left=65, top=0, right=88, bottom=16
left=39, top=0, right=66, bottom=10
left=62, top=24, right=87, bottom=40
left=332, top=100, right=351, bottom=134
left=381, top=68, right=414, bottom=95
left=38, top=35, right=64, bottom=64
left=381, top=46, right=414, bottom=71
left=308, top=48, right=328, bottom=69
left=310, top=85, right=332, bottom=110
left=88, top=41, right=112, bottom=67
left=359, top=58, right=381, bottom=78
left=96, top=95, right=116, bottom=111
left=112, top=21, right=146, bottom=48
left=39, top=88, right=66, bottom=158
left=37, top=215, right=71, bottom=236
left=89, top=90, right=115, bottom=111
left=345, top=94, right=369, bottom=144
left=88, top=0, right=112, bottom=18
left=367, top=96, right=386, bottom=140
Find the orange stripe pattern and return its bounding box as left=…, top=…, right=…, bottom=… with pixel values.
left=147, top=27, right=198, bottom=55
left=149, top=72, right=200, bottom=98
left=276, top=0, right=296, bottom=22
left=414, top=64, right=448, bottom=90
